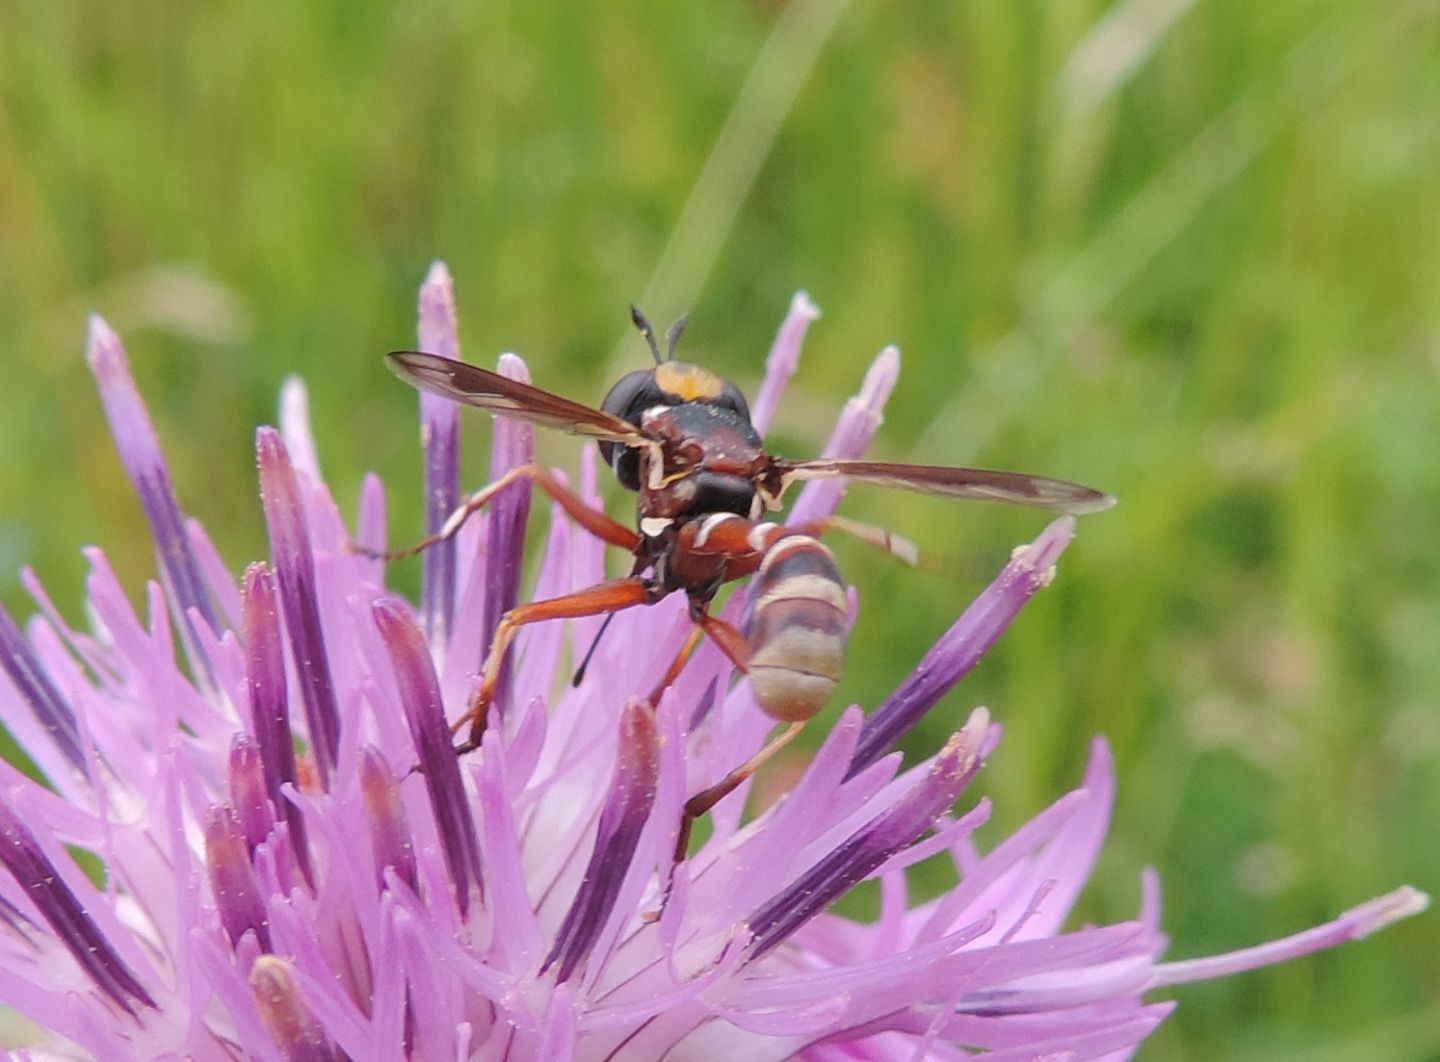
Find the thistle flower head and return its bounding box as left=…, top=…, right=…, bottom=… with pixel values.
left=0, top=276, right=1425, bottom=1059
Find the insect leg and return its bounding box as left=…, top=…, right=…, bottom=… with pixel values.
left=354, top=463, right=641, bottom=561
left=572, top=555, right=654, bottom=686
left=670, top=720, right=806, bottom=864
left=646, top=611, right=751, bottom=707
left=790, top=514, right=919, bottom=567
left=696, top=612, right=751, bottom=671
left=455, top=576, right=661, bottom=753
left=647, top=624, right=705, bottom=706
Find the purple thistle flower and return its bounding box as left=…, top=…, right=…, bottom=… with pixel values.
left=0, top=276, right=1425, bottom=1060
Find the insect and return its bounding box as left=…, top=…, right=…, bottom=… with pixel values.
left=381, top=307, right=1113, bottom=851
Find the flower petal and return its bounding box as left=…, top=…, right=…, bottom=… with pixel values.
left=748, top=715, right=987, bottom=958
left=1150, top=885, right=1430, bottom=988
left=205, top=801, right=273, bottom=953
left=258, top=427, right=342, bottom=786
left=787, top=345, right=900, bottom=527
left=544, top=702, right=660, bottom=984
left=749, top=291, right=820, bottom=437
left=479, top=352, right=536, bottom=720
left=371, top=596, right=482, bottom=915
left=418, top=260, right=463, bottom=646
left=0, top=601, right=84, bottom=770
left=242, top=563, right=312, bottom=881
left=250, top=954, right=337, bottom=1062
left=850, top=516, right=1075, bottom=775
left=0, top=794, right=154, bottom=1012
left=86, top=316, right=221, bottom=655
left=358, top=745, right=419, bottom=895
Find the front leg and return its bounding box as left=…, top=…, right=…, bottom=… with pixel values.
left=354, top=463, right=642, bottom=560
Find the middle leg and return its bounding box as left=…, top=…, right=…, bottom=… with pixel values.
left=455, top=576, right=662, bottom=753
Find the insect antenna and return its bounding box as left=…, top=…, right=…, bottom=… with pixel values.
left=630, top=304, right=664, bottom=365
left=665, top=314, right=689, bottom=361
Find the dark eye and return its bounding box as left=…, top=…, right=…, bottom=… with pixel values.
left=716, top=380, right=752, bottom=423
left=599, top=369, right=662, bottom=424
left=598, top=369, right=664, bottom=490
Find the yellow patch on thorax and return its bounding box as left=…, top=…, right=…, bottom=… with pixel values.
left=654, top=361, right=725, bottom=402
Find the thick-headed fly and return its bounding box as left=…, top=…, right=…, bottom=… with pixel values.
left=381, top=307, right=1113, bottom=848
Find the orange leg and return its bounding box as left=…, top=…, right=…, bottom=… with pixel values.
left=672, top=721, right=805, bottom=863
left=647, top=625, right=705, bottom=706
left=790, top=514, right=918, bottom=567
left=353, top=463, right=641, bottom=560
left=645, top=719, right=807, bottom=921
left=643, top=604, right=777, bottom=866
left=455, top=577, right=661, bottom=753
left=645, top=611, right=752, bottom=707
left=698, top=612, right=751, bottom=672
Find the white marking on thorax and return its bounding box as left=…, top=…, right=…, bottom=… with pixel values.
left=694, top=512, right=740, bottom=549
left=640, top=516, right=673, bottom=538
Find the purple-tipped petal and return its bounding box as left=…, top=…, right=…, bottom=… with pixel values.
left=250, top=955, right=337, bottom=1062
left=358, top=745, right=418, bottom=894
left=86, top=316, right=220, bottom=651
left=749, top=714, right=987, bottom=958
left=257, top=427, right=341, bottom=786
left=241, top=563, right=311, bottom=882
left=0, top=603, right=84, bottom=770
left=786, top=345, right=900, bottom=527
left=418, top=261, right=463, bottom=645
left=849, top=516, right=1076, bottom=776
left=372, top=597, right=482, bottom=914
left=242, top=563, right=290, bottom=787
left=204, top=802, right=272, bottom=953
left=749, top=291, right=820, bottom=437
left=228, top=733, right=274, bottom=851
left=477, top=353, right=535, bottom=720
left=0, top=795, right=155, bottom=1012
left=543, top=702, right=660, bottom=983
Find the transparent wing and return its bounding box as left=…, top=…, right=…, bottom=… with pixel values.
left=774, top=457, right=1115, bottom=514
left=388, top=351, right=648, bottom=445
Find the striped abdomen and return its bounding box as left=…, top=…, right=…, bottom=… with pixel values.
left=745, top=536, right=848, bottom=722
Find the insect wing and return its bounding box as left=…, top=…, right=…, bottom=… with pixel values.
left=775, top=458, right=1115, bottom=514
left=388, top=351, right=648, bottom=445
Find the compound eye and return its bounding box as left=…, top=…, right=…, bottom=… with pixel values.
left=600, top=369, right=663, bottom=423
left=598, top=369, right=664, bottom=491
left=716, top=379, right=752, bottom=423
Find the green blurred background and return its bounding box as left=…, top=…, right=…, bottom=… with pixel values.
left=1, top=1, right=1436, bottom=1056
